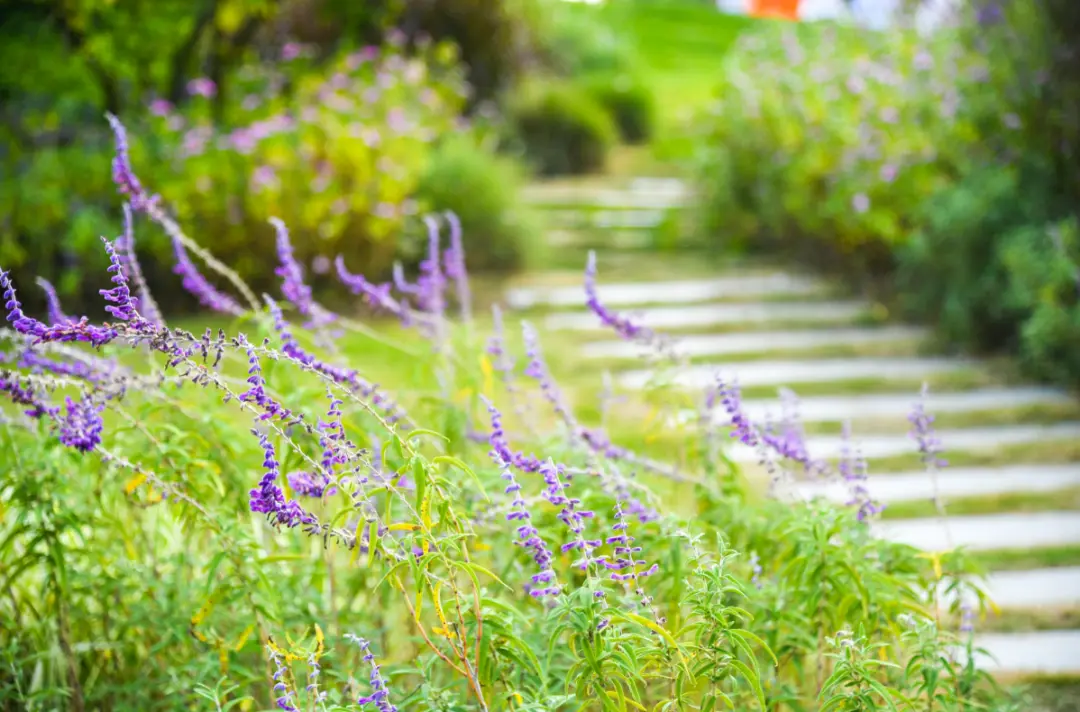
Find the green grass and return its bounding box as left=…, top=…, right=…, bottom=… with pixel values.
left=974, top=544, right=1080, bottom=572
left=867, top=438, right=1080, bottom=474
left=979, top=607, right=1080, bottom=634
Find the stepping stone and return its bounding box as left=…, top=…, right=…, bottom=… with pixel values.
left=983, top=567, right=1080, bottom=609
left=970, top=630, right=1080, bottom=675
left=797, top=464, right=1080, bottom=504
left=546, top=300, right=867, bottom=331
left=582, top=325, right=925, bottom=360
left=737, top=387, right=1073, bottom=424
left=873, top=511, right=1080, bottom=551
left=730, top=422, right=1080, bottom=462
left=508, top=273, right=825, bottom=309
left=619, top=356, right=972, bottom=391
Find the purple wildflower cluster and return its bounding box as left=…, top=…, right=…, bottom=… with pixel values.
left=271, top=217, right=336, bottom=330
left=58, top=395, right=105, bottom=453
left=266, top=645, right=299, bottom=712
left=250, top=429, right=317, bottom=530
left=495, top=447, right=559, bottom=597
left=909, top=384, right=947, bottom=471
left=584, top=251, right=653, bottom=343
left=346, top=634, right=398, bottom=712
left=171, top=237, right=246, bottom=316
left=838, top=421, right=883, bottom=521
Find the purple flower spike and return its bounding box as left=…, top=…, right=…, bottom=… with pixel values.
left=585, top=251, right=653, bottom=342
left=271, top=217, right=335, bottom=329
left=481, top=395, right=541, bottom=472
left=116, top=203, right=163, bottom=326
left=839, top=421, right=882, bottom=521
left=909, top=384, right=947, bottom=470
left=521, top=322, right=576, bottom=430
left=442, top=211, right=471, bottom=321
left=717, top=378, right=757, bottom=447
left=99, top=237, right=140, bottom=323
left=171, top=237, right=245, bottom=316
left=345, top=635, right=398, bottom=712
left=58, top=395, right=105, bottom=453
left=265, top=297, right=409, bottom=425
left=249, top=429, right=316, bottom=529
left=1, top=372, right=58, bottom=419
left=105, top=113, right=155, bottom=211
left=335, top=256, right=410, bottom=323
left=288, top=470, right=334, bottom=498
left=3, top=270, right=46, bottom=338
left=35, top=277, right=71, bottom=326
left=266, top=646, right=299, bottom=712
left=417, top=215, right=446, bottom=318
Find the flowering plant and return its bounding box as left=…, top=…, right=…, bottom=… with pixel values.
left=0, top=118, right=1009, bottom=711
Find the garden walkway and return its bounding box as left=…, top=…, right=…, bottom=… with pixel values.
left=507, top=176, right=1080, bottom=676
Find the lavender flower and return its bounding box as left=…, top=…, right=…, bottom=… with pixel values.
left=585, top=251, right=653, bottom=342
left=838, top=421, right=882, bottom=521
left=717, top=378, right=756, bottom=446
left=346, top=635, right=398, bottom=712
left=238, top=337, right=295, bottom=423
left=288, top=471, right=334, bottom=498
left=482, top=396, right=541, bottom=473
left=1, top=371, right=57, bottom=419
left=35, top=278, right=71, bottom=325
left=115, top=203, right=163, bottom=325
left=250, top=429, right=316, bottom=529
left=335, top=257, right=410, bottom=324
left=105, top=113, right=155, bottom=211
left=271, top=217, right=335, bottom=329
left=522, top=322, right=576, bottom=430
left=442, top=211, right=471, bottom=321
left=909, top=384, right=946, bottom=471
left=58, top=395, right=105, bottom=453
left=541, top=458, right=600, bottom=557
left=265, top=297, right=408, bottom=425
left=99, top=237, right=141, bottom=323
left=171, top=237, right=246, bottom=316
left=3, top=270, right=46, bottom=338
left=266, top=645, right=299, bottom=712
left=416, top=216, right=446, bottom=318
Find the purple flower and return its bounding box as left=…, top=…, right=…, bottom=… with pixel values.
left=521, top=322, right=576, bottom=430
left=346, top=635, right=398, bottom=712
left=288, top=471, right=334, bottom=498
left=115, top=203, right=163, bottom=326
left=909, top=384, right=947, bottom=470
left=976, top=2, right=1003, bottom=25
left=585, top=251, right=653, bottom=342
left=271, top=217, right=336, bottom=330
left=441, top=212, right=471, bottom=321
left=238, top=337, right=295, bottom=423
left=171, top=237, right=246, bottom=316
left=266, top=646, right=299, bottom=712
left=1, top=371, right=57, bottom=419
left=281, top=42, right=303, bottom=61
left=335, top=257, right=410, bottom=324
left=879, top=163, right=898, bottom=183
left=105, top=113, right=155, bottom=211
left=838, top=421, right=882, bottom=521
left=265, top=297, right=408, bottom=425
left=186, top=77, right=217, bottom=98
left=852, top=193, right=870, bottom=214
left=58, top=395, right=104, bottom=453
left=249, top=429, right=316, bottom=529
left=35, top=277, right=71, bottom=326
left=149, top=99, right=172, bottom=117
left=99, top=236, right=141, bottom=323
left=482, top=396, right=541, bottom=473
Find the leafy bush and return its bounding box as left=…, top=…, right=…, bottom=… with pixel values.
left=693, top=0, right=1080, bottom=386
left=576, top=71, right=654, bottom=144
left=416, top=134, right=543, bottom=272
left=895, top=164, right=1052, bottom=353
left=506, top=78, right=617, bottom=176
left=538, top=3, right=639, bottom=77
left=0, top=131, right=1012, bottom=707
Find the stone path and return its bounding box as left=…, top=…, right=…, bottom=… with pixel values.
left=512, top=176, right=1080, bottom=676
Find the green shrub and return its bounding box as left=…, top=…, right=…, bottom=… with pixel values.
left=416, top=134, right=543, bottom=272
left=1001, top=217, right=1080, bottom=387
left=506, top=78, right=617, bottom=176
left=894, top=164, right=1052, bottom=354
left=539, top=3, right=638, bottom=77
left=576, top=71, right=654, bottom=143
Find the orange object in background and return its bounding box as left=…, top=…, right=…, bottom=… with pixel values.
left=750, top=0, right=800, bottom=20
